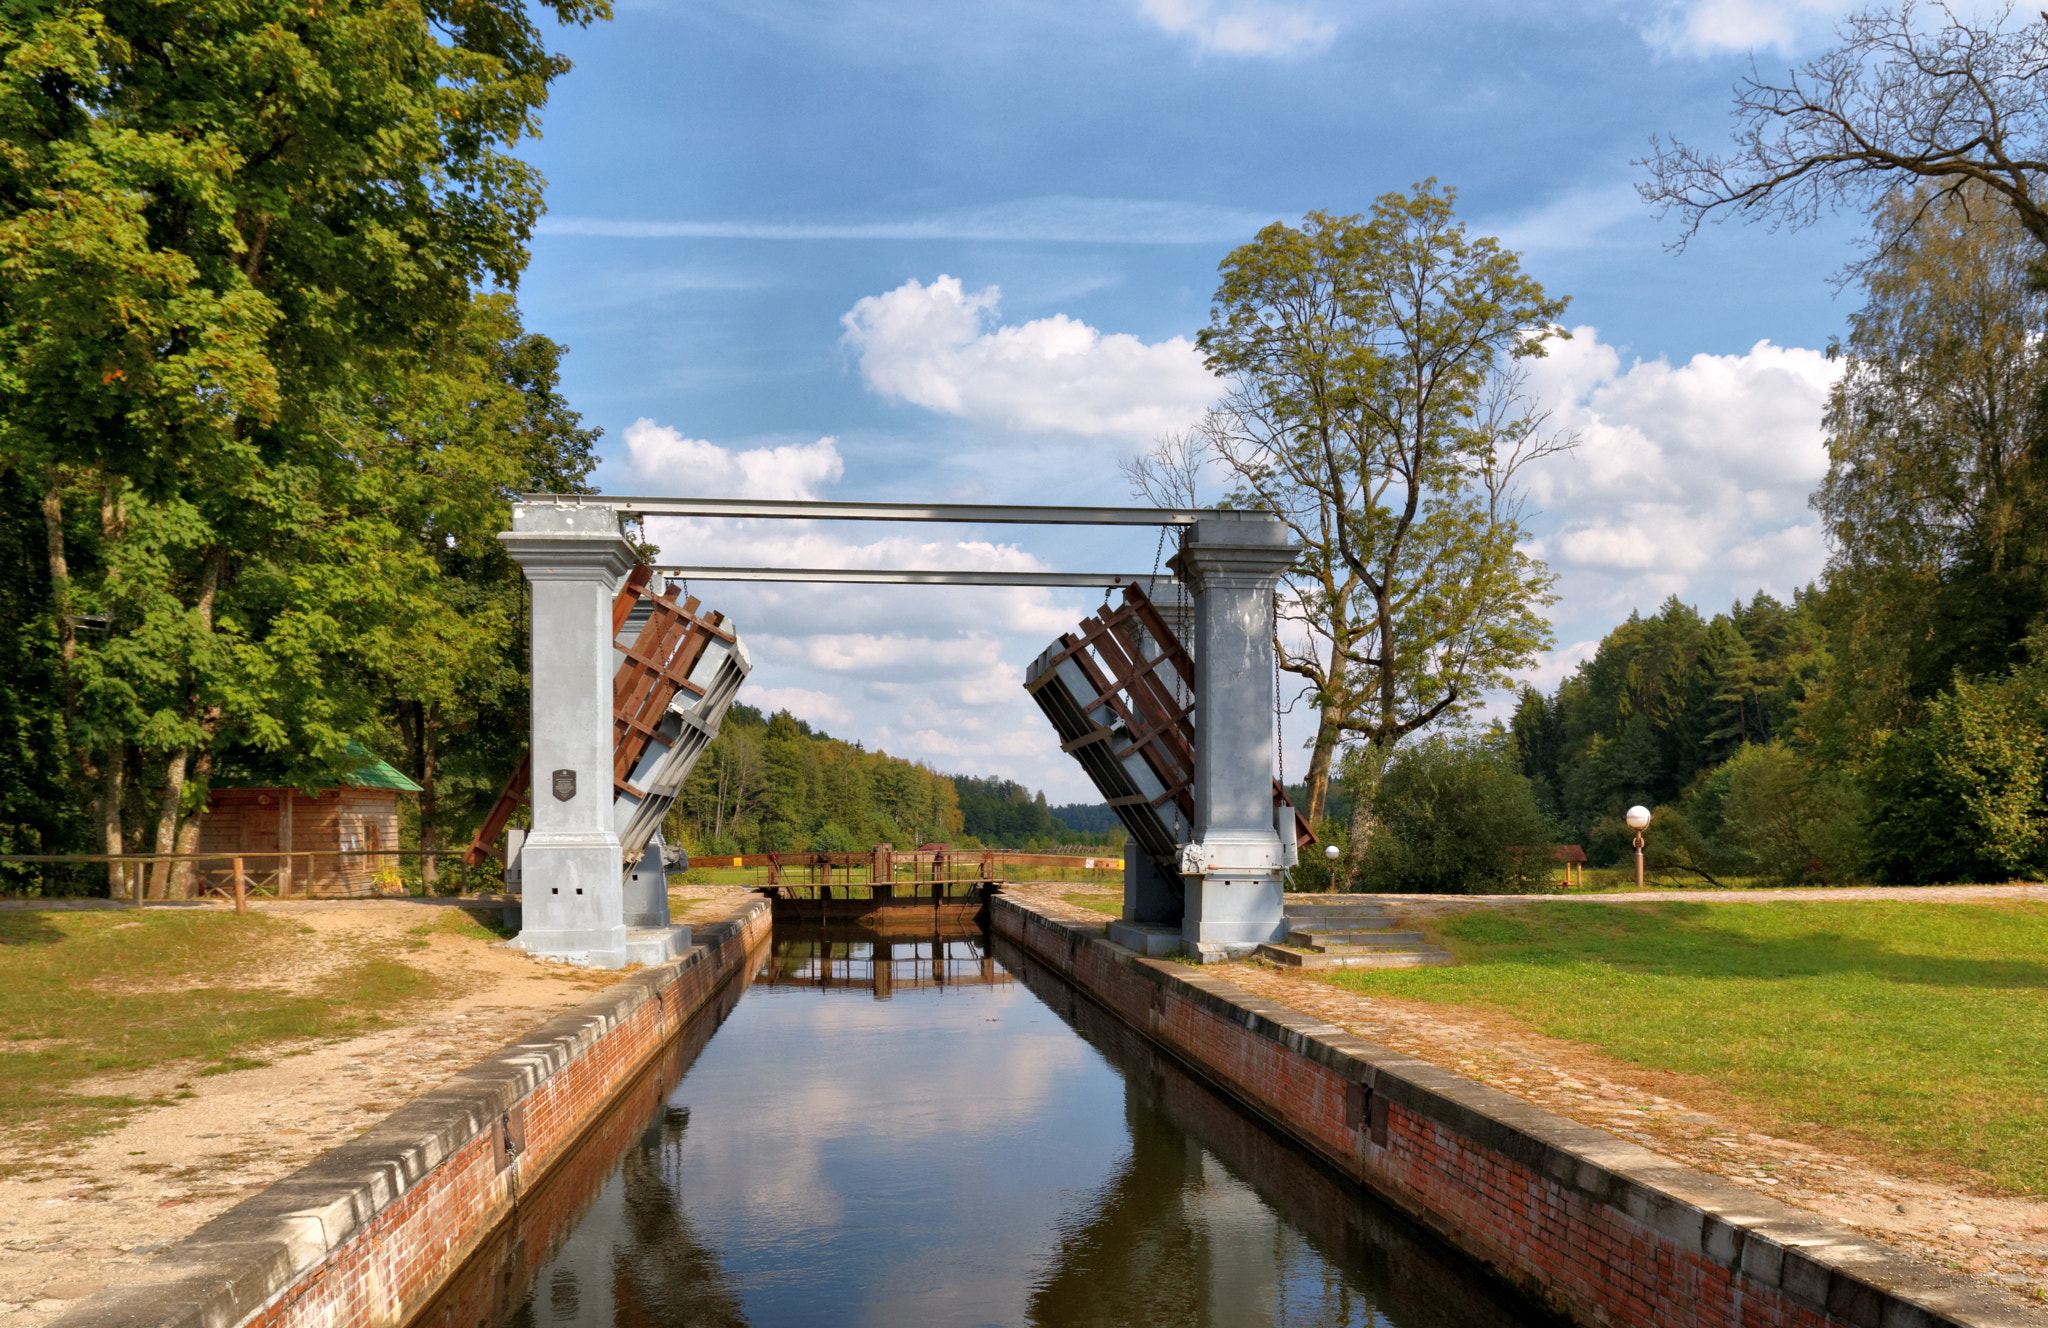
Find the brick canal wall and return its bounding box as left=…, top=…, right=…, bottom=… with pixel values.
left=992, top=894, right=2031, bottom=1328
left=57, top=897, right=773, bottom=1328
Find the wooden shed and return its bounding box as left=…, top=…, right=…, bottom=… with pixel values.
left=194, top=747, right=422, bottom=898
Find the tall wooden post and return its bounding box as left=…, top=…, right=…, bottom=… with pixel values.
left=278, top=793, right=294, bottom=898
left=233, top=857, right=247, bottom=914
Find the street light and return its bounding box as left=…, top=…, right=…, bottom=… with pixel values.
left=1625, top=805, right=1651, bottom=890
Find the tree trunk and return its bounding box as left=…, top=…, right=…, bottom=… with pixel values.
left=418, top=707, right=440, bottom=888
left=1342, top=740, right=1393, bottom=891
left=149, top=748, right=190, bottom=899
left=1304, top=700, right=1344, bottom=826
left=40, top=476, right=76, bottom=708
left=99, top=743, right=126, bottom=895
left=151, top=549, right=225, bottom=899
left=170, top=718, right=218, bottom=898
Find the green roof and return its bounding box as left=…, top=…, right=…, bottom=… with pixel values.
left=338, top=740, right=424, bottom=793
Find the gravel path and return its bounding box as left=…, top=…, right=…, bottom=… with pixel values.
left=0, top=887, right=752, bottom=1319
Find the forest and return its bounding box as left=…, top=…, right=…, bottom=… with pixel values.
left=653, top=712, right=1118, bottom=856
left=1337, top=187, right=2048, bottom=892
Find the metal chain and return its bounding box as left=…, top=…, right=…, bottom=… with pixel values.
left=1274, top=630, right=1284, bottom=785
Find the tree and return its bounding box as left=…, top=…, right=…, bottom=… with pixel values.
left=1640, top=3, right=2048, bottom=255
left=1351, top=735, right=1552, bottom=894
left=1804, top=187, right=2048, bottom=752
left=1193, top=187, right=1569, bottom=848
left=0, top=0, right=609, bottom=885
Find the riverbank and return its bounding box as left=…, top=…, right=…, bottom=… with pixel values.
left=0, top=887, right=751, bottom=1320
left=994, top=887, right=2044, bottom=1326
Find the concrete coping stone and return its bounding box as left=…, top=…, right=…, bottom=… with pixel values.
left=51, top=897, right=772, bottom=1328
left=998, top=895, right=2038, bottom=1328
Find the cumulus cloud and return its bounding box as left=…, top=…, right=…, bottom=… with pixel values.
left=1519, top=325, right=1840, bottom=626
left=1136, top=0, right=1336, bottom=56
left=624, top=433, right=1118, bottom=795
left=840, top=275, right=1219, bottom=438
left=1640, top=0, right=1852, bottom=55
left=744, top=686, right=853, bottom=728
left=619, top=420, right=844, bottom=498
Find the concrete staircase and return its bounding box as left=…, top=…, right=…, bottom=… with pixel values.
left=1255, top=898, right=1455, bottom=970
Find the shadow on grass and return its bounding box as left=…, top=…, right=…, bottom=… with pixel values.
left=0, top=910, right=73, bottom=947
left=1441, top=901, right=2048, bottom=991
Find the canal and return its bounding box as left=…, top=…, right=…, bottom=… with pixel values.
left=412, top=918, right=1555, bottom=1328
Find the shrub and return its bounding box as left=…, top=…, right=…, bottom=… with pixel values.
left=1863, top=660, right=2048, bottom=882
left=1715, top=742, right=1866, bottom=885
left=1352, top=736, right=1553, bottom=893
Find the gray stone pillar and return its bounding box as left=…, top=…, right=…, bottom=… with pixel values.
left=1168, top=516, right=1298, bottom=959
left=500, top=503, right=638, bottom=967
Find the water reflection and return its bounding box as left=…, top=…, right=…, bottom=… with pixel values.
left=413, top=920, right=1549, bottom=1328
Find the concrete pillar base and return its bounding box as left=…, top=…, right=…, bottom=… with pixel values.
left=514, top=830, right=630, bottom=965
left=1181, top=873, right=1286, bottom=948
left=1108, top=920, right=1183, bottom=956
left=1122, top=842, right=1183, bottom=927
left=621, top=837, right=671, bottom=929
left=626, top=924, right=693, bottom=967
left=1187, top=940, right=1261, bottom=964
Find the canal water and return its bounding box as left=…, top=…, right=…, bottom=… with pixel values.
left=412, top=918, right=1553, bottom=1328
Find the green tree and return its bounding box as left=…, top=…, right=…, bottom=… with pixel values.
left=1352, top=734, right=1552, bottom=894
left=1807, top=187, right=2048, bottom=754
left=1, top=0, right=609, bottom=884
left=1195, top=185, right=1568, bottom=849
left=1865, top=652, right=2048, bottom=883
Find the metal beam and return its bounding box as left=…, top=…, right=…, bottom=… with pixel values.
left=520, top=494, right=1249, bottom=526
left=653, top=565, right=1175, bottom=588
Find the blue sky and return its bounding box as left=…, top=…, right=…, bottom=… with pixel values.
left=513, top=0, right=1878, bottom=801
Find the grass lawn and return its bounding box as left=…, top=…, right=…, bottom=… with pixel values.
left=1061, top=893, right=1123, bottom=917
left=1314, top=901, right=2048, bottom=1195
left=0, top=907, right=445, bottom=1157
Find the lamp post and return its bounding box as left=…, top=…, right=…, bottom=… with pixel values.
left=1625, top=805, right=1651, bottom=890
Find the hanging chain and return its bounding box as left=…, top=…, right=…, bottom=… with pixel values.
left=1274, top=624, right=1285, bottom=785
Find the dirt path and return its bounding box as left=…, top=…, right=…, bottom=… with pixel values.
left=1018, top=883, right=2048, bottom=1314
left=0, top=887, right=751, bottom=1319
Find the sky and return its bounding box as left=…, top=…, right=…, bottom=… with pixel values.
left=511, top=0, right=1884, bottom=802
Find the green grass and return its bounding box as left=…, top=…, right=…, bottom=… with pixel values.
left=1061, top=893, right=1123, bottom=917
left=1315, top=901, right=2048, bottom=1194
left=0, top=908, right=442, bottom=1156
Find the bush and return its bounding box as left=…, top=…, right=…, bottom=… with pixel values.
left=1715, top=742, right=1866, bottom=885
left=1863, top=660, right=2048, bottom=882
left=1352, top=736, right=1553, bottom=893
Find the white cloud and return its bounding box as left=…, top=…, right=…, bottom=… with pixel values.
left=1517, top=325, right=1840, bottom=639
left=840, top=275, right=1219, bottom=437
left=744, top=686, right=853, bottom=728
left=619, top=420, right=844, bottom=499
left=1640, top=0, right=1852, bottom=55
left=624, top=437, right=1125, bottom=797
left=1136, top=0, right=1337, bottom=56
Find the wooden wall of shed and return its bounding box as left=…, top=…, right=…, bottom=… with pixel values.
left=194, top=789, right=401, bottom=898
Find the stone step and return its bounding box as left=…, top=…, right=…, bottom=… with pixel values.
left=1282, top=911, right=1399, bottom=929
left=1255, top=943, right=1455, bottom=970
left=1287, top=929, right=1427, bottom=949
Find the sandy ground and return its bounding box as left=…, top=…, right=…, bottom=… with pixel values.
left=1012, top=882, right=2048, bottom=1316
left=0, top=885, right=752, bottom=1318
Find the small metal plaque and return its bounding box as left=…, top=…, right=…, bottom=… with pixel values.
left=551, top=768, right=576, bottom=801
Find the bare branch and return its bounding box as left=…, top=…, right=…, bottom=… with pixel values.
left=1639, top=2, right=2048, bottom=253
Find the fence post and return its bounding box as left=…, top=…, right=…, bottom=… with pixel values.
left=233, top=857, right=246, bottom=914
left=130, top=860, right=143, bottom=909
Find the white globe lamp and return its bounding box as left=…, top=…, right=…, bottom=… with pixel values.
left=1624, top=805, right=1651, bottom=889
